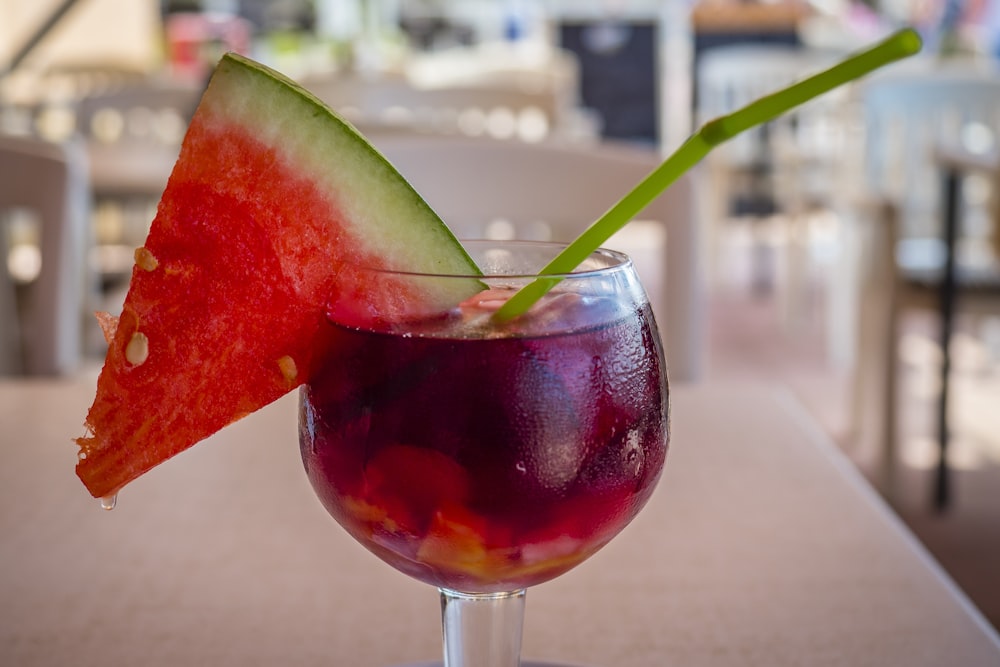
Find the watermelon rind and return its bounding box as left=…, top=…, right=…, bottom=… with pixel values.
left=205, top=53, right=483, bottom=294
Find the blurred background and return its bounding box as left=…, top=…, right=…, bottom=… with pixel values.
left=2, top=0, right=999, bottom=632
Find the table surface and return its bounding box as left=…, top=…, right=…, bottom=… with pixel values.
left=2, top=369, right=999, bottom=667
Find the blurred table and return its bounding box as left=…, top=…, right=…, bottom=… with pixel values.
left=2, top=369, right=999, bottom=666
left=931, top=144, right=1000, bottom=509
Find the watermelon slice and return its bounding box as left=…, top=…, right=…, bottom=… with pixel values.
left=75, top=52, right=482, bottom=500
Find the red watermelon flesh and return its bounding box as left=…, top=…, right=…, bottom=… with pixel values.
left=75, top=53, right=482, bottom=499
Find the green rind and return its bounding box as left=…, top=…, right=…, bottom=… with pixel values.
left=207, top=52, right=482, bottom=284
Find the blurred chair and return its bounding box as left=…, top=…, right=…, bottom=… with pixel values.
left=405, top=42, right=581, bottom=100
left=38, top=63, right=151, bottom=101
left=0, top=133, right=93, bottom=376
left=74, top=77, right=200, bottom=198
left=372, top=135, right=703, bottom=382
left=302, top=71, right=596, bottom=144
left=696, top=43, right=842, bottom=217
left=73, top=77, right=201, bottom=289
left=0, top=215, right=18, bottom=376
left=848, top=63, right=1000, bottom=505
left=695, top=43, right=845, bottom=325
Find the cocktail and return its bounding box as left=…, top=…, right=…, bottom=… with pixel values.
left=73, top=28, right=920, bottom=667
left=299, top=240, right=668, bottom=664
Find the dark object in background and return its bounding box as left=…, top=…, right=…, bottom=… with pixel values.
left=558, top=20, right=658, bottom=145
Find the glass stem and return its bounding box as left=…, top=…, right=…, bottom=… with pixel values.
left=439, top=588, right=526, bottom=667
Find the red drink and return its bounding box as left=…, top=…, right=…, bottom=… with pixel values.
left=300, top=290, right=668, bottom=593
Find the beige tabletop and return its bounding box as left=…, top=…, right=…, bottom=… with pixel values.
left=2, top=368, right=998, bottom=667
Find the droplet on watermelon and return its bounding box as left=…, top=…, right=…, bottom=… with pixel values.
left=75, top=52, right=483, bottom=499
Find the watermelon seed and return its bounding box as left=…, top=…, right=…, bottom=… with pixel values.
left=277, top=355, right=298, bottom=382
left=125, top=332, right=149, bottom=366
left=134, top=247, right=159, bottom=272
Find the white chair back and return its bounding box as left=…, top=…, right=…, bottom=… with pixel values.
left=303, top=72, right=587, bottom=143
left=858, top=64, right=1000, bottom=247
left=74, top=78, right=201, bottom=199
left=0, top=133, right=92, bottom=375
left=372, top=135, right=703, bottom=382
left=697, top=44, right=841, bottom=166
left=73, top=79, right=202, bottom=288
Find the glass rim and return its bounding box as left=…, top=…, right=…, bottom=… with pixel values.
left=353, top=239, right=635, bottom=281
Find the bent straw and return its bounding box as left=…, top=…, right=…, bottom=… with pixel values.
left=494, top=27, right=923, bottom=322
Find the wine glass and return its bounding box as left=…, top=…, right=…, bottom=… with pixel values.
left=298, top=240, right=669, bottom=666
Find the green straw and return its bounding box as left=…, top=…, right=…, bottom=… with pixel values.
left=494, top=27, right=923, bottom=322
